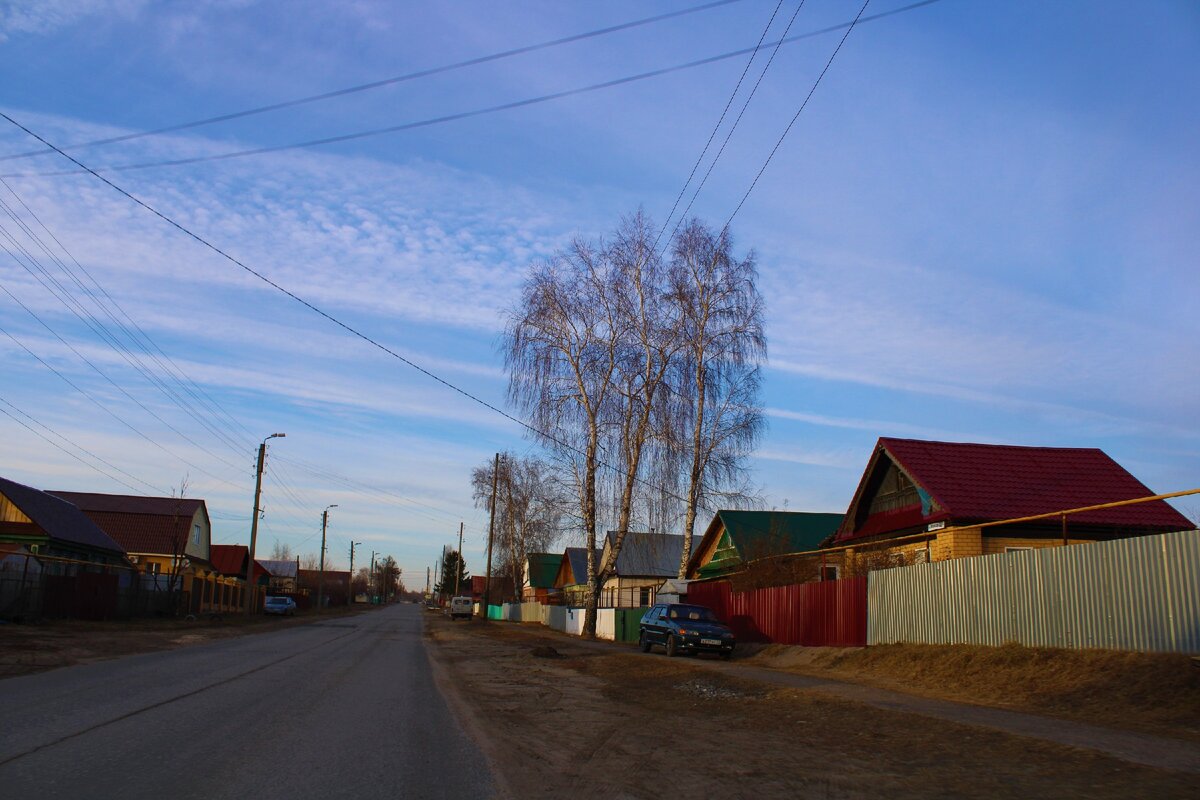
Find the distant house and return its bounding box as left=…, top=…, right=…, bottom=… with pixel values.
left=470, top=574, right=515, bottom=605
left=47, top=491, right=213, bottom=583
left=522, top=552, right=561, bottom=603
left=298, top=569, right=350, bottom=607
left=830, top=437, right=1193, bottom=570
left=553, top=547, right=600, bottom=607
left=258, top=559, right=299, bottom=592
left=685, top=510, right=844, bottom=581
left=0, top=476, right=126, bottom=569
left=205, top=544, right=272, bottom=612
left=598, top=531, right=684, bottom=608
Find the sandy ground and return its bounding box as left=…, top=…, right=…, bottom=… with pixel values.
left=426, top=615, right=1198, bottom=800
left=0, top=604, right=374, bottom=678
left=743, top=642, right=1200, bottom=741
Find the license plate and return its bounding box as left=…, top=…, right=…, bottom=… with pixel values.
left=701, top=638, right=722, bottom=646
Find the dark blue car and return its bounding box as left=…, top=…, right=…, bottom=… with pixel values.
left=639, top=602, right=735, bottom=659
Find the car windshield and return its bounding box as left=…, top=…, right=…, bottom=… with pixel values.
left=667, top=605, right=717, bottom=623
left=267, top=597, right=287, bottom=604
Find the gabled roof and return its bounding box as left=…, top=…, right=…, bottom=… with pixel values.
left=209, top=544, right=268, bottom=579
left=0, top=477, right=125, bottom=555
left=48, top=491, right=208, bottom=556
left=687, top=510, right=844, bottom=578
left=602, top=531, right=684, bottom=578
left=525, top=552, right=560, bottom=589
left=258, top=559, right=297, bottom=578
left=555, top=547, right=599, bottom=588
left=835, top=437, right=1192, bottom=543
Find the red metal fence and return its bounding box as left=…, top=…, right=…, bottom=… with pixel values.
left=686, top=576, right=867, bottom=647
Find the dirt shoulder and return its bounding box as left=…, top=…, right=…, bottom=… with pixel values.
left=426, top=615, right=1197, bottom=800
left=742, top=642, right=1200, bottom=742
left=0, top=604, right=377, bottom=679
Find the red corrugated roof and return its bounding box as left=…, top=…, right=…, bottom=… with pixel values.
left=210, top=544, right=248, bottom=576
left=837, top=438, right=1191, bottom=542
left=47, top=491, right=208, bottom=557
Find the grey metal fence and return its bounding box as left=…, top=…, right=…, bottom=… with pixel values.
left=868, top=530, right=1200, bottom=653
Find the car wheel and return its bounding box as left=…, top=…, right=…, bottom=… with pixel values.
left=665, top=634, right=679, bottom=658
left=639, top=632, right=651, bottom=653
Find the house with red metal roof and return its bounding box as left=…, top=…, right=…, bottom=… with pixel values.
left=47, top=491, right=213, bottom=579
left=830, top=437, right=1192, bottom=572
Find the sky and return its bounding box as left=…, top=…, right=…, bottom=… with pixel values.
left=0, top=0, right=1197, bottom=586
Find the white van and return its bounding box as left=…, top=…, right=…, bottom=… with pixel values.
left=449, top=596, right=473, bottom=620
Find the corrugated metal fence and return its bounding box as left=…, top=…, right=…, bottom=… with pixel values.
left=868, top=530, right=1200, bottom=653
left=686, top=576, right=867, bottom=647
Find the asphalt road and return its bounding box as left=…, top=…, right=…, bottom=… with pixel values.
left=0, top=604, right=493, bottom=799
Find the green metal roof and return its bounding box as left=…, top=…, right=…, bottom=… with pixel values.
left=525, top=552, right=561, bottom=589
left=696, top=510, right=843, bottom=578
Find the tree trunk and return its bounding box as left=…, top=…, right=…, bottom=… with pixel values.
left=678, top=363, right=707, bottom=577
left=583, top=431, right=599, bottom=637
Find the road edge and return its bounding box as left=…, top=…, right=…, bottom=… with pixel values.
left=421, top=613, right=513, bottom=800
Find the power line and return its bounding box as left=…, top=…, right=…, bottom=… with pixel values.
left=0, top=393, right=164, bottom=494
left=653, top=0, right=787, bottom=253
left=0, top=184, right=255, bottom=461
left=0, top=0, right=745, bottom=163
left=0, top=1, right=944, bottom=179
left=725, top=0, right=873, bottom=230
left=0, top=214, right=249, bottom=471
left=662, top=0, right=810, bottom=250
left=0, top=0, right=889, bottom=549
left=0, top=318, right=242, bottom=490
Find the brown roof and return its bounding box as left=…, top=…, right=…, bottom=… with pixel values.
left=48, top=491, right=208, bottom=556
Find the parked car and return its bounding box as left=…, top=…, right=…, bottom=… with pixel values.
left=448, top=596, right=474, bottom=620
left=639, top=602, right=735, bottom=659
left=264, top=596, right=297, bottom=616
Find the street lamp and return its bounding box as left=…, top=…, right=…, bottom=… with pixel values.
left=317, top=504, right=338, bottom=610
left=245, top=432, right=285, bottom=614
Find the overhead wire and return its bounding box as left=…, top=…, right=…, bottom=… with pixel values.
left=0, top=0, right=746, bottom=163
left=0, top=393, right=165, bottom=493
left=0, top=1, right=944, bottom=179
left=1, top=0, right=891, bottom=552
left=724, top=0, right=873, bottom=230
left=652, top=0, right=786, bottom=253
left=0, top=190, right=254, bottom=464
left=0, top=318, right=242, bottom=490
left=661, top=0, right=810, bottom=250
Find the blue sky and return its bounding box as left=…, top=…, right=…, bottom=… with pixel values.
left=1, top=0, right=1197, bottom=584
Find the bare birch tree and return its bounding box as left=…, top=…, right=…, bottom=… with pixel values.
left=504, top=239, right=621, bottom=636
left=668, top=219, right=766, bottom=577
left=599, top=211, right=682, bottom=582
left=471, top=452, right=565, bottom=601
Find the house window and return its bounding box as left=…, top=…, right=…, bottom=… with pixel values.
left=820, top=565, right=839, bottom=581
left=1005, top=546, right=1033, bottom=553
left=639, top=587, right=651, bottom=606
left=193, top=524, right=202, bottom=546
left=146, top=562, right=160, bottom=574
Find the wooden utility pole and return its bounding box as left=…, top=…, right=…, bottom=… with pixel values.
left=245, top=434, right=285, bottom=614
left=453, top=522, right=464, bottom=596
left=482, top=453, right=500, bottom=614
left=317, top=505, right=336, bottom=610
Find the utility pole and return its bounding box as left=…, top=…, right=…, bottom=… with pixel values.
left=453, top=522, right=464, bottom=596
left=245, top=432, right=285, bottom=615
left=370, top=551, right=377, bottom=603
left=317, top=504, right=337, bottom=611
left=425, top=566, right=431, bottom=597
left=482, top=453, right=500, bottom=614
left=349, top=541, right=361, bottom=605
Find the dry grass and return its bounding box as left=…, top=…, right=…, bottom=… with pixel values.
left=747, top=642, right=1200, bottom=739
left=429, top=616, right=1198, bottom=799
